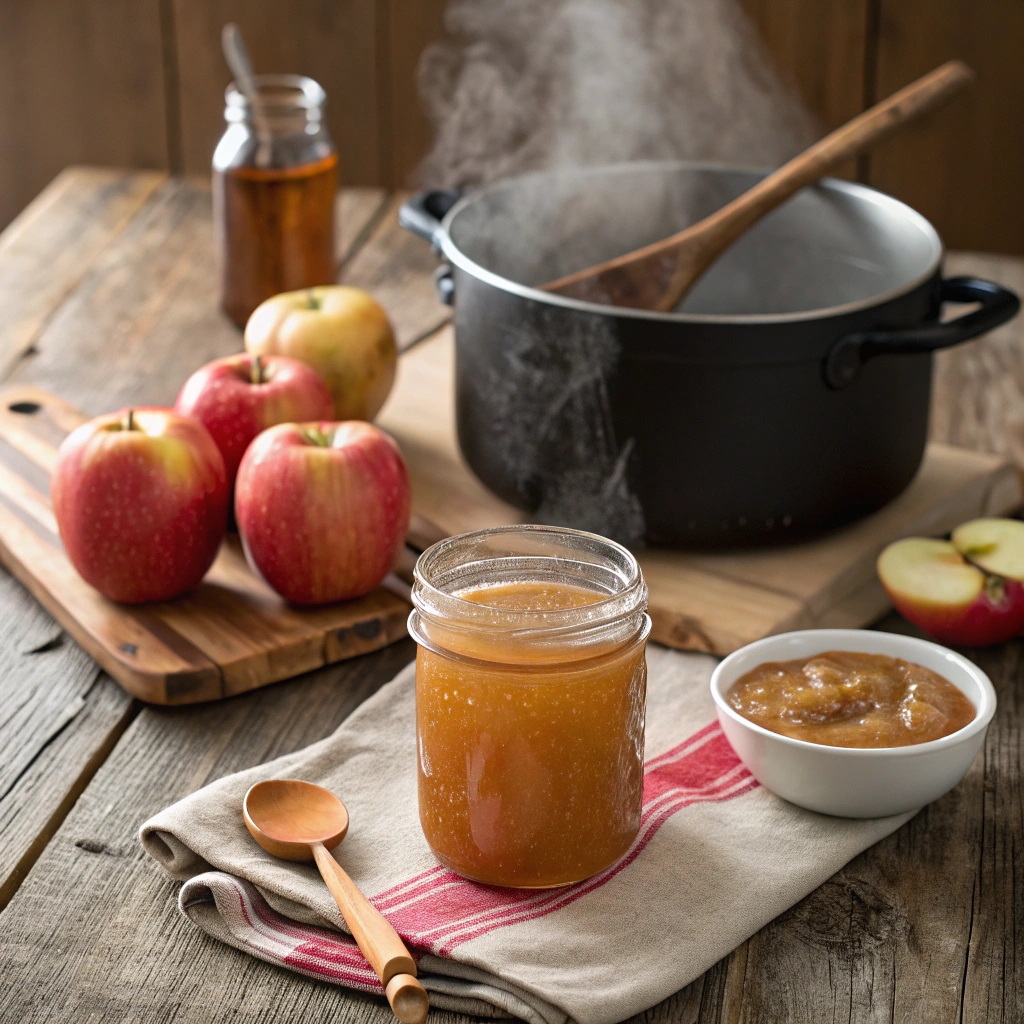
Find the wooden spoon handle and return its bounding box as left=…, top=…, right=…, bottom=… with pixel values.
left=650, top=60, right=974, bottom=310
left=386, top=974, right=432, bottom=1024
left=312, top=843, right=429, bottom=1024
left=542, top=60, right=973, bottom=312
left=708, top=60, right=974, bottom=238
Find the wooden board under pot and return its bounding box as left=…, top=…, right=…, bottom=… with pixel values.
left=380, top=327, right=1024, bottom=656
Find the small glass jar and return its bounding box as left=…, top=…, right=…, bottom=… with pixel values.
left=213, top=74, right=337, bottom=327
left=408, top=525, right=650, bottom=888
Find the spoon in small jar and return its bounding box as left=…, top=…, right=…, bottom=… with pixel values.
left=221, top=23, right=272, bottom=168
left=243, top=779, right=429, bottom=1024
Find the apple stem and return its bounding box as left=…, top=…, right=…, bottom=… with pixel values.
left=302, top=426, right=331, bottom=447
left=305, top=289, right=320, bottom=310
left=251, top=353, right=264, bottom=385
left=125, top=408, right=135, bottom=431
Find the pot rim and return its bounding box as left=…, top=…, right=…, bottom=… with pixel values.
left=436, top=159, right=945, bottom=325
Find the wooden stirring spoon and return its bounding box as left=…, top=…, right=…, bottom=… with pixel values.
left=542, top=60, right=974, bottom=312
left=243, top=780, right=429, bottom=1024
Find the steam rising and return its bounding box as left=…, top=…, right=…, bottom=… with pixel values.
left=412, top=0, right=817, bottom=547
left=416, top=0, right=815, bottom=187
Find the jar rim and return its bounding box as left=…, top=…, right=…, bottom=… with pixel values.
left=224, top=73, right=327, bottom=116
left=408, top=605, right=652, bottom=669
left=411, top=524, right=648, bottom=650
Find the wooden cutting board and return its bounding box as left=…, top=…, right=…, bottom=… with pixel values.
left=0, top=385, right=412, bottom=705
left=378, top=327, right=1024, bottom=655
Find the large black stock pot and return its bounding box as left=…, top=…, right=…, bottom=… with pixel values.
left=400, top=162, right=1019, bottom=548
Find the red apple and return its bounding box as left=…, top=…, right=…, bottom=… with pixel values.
left=878, top=530, right=1024, bottom=646
left=174, top=353, right=334, bottom=489
left=235, top=421, right=411, bottom=605
left=52, top=408, right=228, bottom=603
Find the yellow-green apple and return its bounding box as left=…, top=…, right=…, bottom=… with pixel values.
left=52, top=408, right=228, bottom=603
left=878, top=525, right=1024, bottom=646
left=174, top=353, right=333, bottom=490
left=235, top=421, right=410, bottom=605
left=244, top=286, right=397, bottom=421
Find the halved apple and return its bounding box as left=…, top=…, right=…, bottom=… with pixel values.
left=878, top=535, right=1024, bottom=646
left=952, top=517, right=1024, bottom=581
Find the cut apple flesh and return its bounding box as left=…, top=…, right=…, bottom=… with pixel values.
left=952, top=517, right=1024, bottom=582
left=877, top=537, right=984, bottom=608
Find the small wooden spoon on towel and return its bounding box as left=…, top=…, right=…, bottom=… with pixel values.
left=542, top=60, right=974, bottom=312
left=243, top=779, right=429, bottom=1024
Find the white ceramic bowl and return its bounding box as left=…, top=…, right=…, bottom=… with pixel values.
left=710, top=629, right=996, bottom=818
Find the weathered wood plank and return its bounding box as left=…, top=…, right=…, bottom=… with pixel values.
left=0, top=169, right=177, bottom=913
left=958, top=640, right=1024, bottom=1021
left=0, top=168, right=165, bottom=382
left=4, top=178, right=389, bottom=415
left=6, top=178, right=241, bottom=413
left=0, top=642, right=433, bottom=1024
left=931, top=252, right=1024, bottom=466
left=0, top=571, right=135, bottom=911
left=338, top=188, right=390, bottom=267
left=341, top=193, right=450, bottom=350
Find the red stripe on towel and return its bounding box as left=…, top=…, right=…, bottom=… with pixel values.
left=371, top=722, right=754, bottom=954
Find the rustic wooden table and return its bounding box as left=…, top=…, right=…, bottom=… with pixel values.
left=1, top=168, right=1023, bottom=1023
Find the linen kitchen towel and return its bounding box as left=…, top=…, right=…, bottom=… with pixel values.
left=140, top=645, right=914, bottom=1024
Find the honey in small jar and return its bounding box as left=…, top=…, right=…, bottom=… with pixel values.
left=213, top=75, right=337, bottom=327
left=409, top=526, right=650, bottom=888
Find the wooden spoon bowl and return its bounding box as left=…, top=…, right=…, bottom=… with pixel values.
left=243, top=779, right=349, bottom=861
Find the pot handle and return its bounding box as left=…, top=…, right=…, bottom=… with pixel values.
left=824, top=276, right=1021, bottom=390
left=398, top=189, right=463, bottom=245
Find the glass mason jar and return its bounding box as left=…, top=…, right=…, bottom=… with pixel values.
left=213, top=74, right=337, bottom=327
left=408, top=526, right=650, bottom=888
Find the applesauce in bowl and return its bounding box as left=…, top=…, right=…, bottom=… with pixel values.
left=710, top=629, right=995, bottom=818
left=408, top=526, right=650, bottom=888
left=725, top=650, right=976, bottom=748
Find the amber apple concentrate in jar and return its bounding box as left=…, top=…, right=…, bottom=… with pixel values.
left=213, top=75, right=337, bottom=327
left=409, top=527, right=650, bottom=888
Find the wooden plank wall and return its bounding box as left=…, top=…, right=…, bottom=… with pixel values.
left=0, top=0, right=446, bottom=231
left=868, top=0, right=1024, bottom=255
left=0, top=1, right=170, bottom=231
left=0, top=0, right=1020, bottom=255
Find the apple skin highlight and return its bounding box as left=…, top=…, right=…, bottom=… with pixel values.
left=52, top=408, right=228, bottom=603
left=235, top=421, right=411, bottom=605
